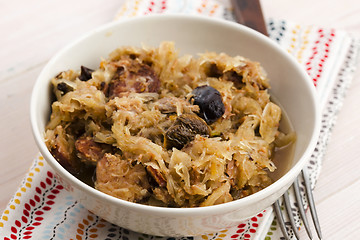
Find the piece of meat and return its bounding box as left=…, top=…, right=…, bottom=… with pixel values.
left=75, top=135, right=111, bottom=165
left=146, top=165, right=167, bottom=188
left=152, top=187, right=175, bottom=206
left=155, top=97, right=200, bottom=114
left=107, top=59, right=160, bottom=98
left=48, top=126, right=80, bottom=174
left=95, top=153, right=150, bottom=202
left=50, top=146, right=76, bottom=173
left=226, top=159, right=239, bottom=187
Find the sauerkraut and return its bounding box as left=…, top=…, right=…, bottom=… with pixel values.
left=44, top=42, right=295, bottom=207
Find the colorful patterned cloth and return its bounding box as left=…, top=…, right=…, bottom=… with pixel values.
left=1, top=0, right=359, bottom=239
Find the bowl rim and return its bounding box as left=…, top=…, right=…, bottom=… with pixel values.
left=30, top=13, right=321, bottom=217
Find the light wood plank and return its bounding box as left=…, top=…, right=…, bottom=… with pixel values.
left=0, top=0, right=121, bottom=211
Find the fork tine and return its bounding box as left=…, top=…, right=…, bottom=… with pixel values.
left=283, top=190, right=301, bottom=239
left=273, top=199, right=290, bottom=240
left=293, top=176, right=313, bottom=239
left=302, top=168, right=323, bottom=239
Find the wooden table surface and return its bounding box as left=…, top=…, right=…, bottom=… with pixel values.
left=1, top=0, right=359, bottom=238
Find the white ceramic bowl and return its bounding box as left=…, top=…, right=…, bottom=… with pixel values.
left=30, top=14, right=320, bottom=236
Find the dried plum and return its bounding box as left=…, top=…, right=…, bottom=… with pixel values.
left=191, top=85, right=225, bottom=124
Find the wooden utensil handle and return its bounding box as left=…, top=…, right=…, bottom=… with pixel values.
left=231, top=0, right=268, bottom=36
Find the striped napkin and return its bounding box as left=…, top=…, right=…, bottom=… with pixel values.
left=1, top=0, right=359, bottom=239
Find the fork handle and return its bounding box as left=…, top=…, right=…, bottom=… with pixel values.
left=303, top=168, right=323, bottom=239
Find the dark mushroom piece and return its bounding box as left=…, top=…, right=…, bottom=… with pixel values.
left=191, top=85, right=225, bottom=124
left=54, top=80, right=77, bottom=99
left=79, top=66, right=94, bottom=81
left=56, top=82, right=71, bottom=95
left=164, top=113, right=210, bottom=150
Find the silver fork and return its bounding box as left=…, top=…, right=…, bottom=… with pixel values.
left=273, top=168, right=322, bottom=240
left=229, top=3, right=322, bottom=238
